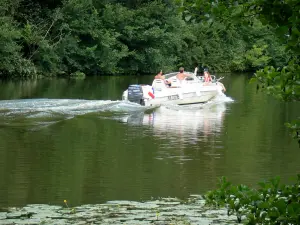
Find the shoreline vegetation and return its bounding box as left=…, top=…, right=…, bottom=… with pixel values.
left=1, top=176, right=299, bottom=225
left=0, top=0, right=292, bottom=78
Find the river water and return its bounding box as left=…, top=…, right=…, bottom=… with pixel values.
left=0, top=74, right=299, bottom=208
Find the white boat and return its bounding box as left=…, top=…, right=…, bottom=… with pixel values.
left=122, top=68, right=226, bottom=107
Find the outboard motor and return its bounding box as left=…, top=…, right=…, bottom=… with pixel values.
left=127, top=85, right=145, bottom=106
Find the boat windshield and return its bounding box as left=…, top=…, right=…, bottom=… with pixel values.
left=164, top=72, right=197, bottom=80
left=164, top=72, right=178, bottom=79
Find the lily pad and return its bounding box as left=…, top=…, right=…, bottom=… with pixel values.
left=1, top=195, right=239, bottom=224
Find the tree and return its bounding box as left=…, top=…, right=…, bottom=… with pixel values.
left=182, top=0, right=300, bottom=143
left=0, top=1, right=36, bottom=77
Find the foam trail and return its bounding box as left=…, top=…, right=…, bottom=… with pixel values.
left=0, top=99, right=152, bottom=116
left=0, top=93, right=232, bottom=129
left=213, top=92, right=234, bottom=103
left=0, top=98, right=158, bottom=130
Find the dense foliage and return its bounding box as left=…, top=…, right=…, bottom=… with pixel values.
left=205, top=176, right=300, bottom=224
left=0, top=0, right=292, bottom=77
left=186, top=1, right=300, bottom=221
left=182, top=0, right=300, bottom=142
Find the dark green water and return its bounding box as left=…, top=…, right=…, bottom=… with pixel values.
left=0, top=74, right=299, bottom=208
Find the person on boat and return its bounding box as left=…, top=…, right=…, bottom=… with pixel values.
left=155, top=70, right=165, bottom=79
left=203, top=70, right=212, bottom=84
left=204, top=70, right=226, bottom=92
left=176, top=67, right=190, bottom=81
left=155, top=70, right=171, bottom=86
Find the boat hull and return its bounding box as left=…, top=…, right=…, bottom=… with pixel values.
left=143, top=90, right=218, bottom=106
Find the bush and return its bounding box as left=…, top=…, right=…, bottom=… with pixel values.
left=205, top=175, right=300, bottom=224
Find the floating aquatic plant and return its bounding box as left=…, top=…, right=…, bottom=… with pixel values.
left=156, top=210, right=160, bottom=220
left=63, top=200, right=69, bottom=208
left=63, top=200, right=76, bottom=214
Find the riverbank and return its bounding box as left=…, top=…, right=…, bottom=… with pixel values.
left=0, top=195, right=238, bottom=225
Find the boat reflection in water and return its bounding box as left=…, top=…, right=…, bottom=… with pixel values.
left=125, top=102, right=227, bottom=146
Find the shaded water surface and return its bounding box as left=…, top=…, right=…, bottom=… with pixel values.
left=0, top=74, right=299, bottom=208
